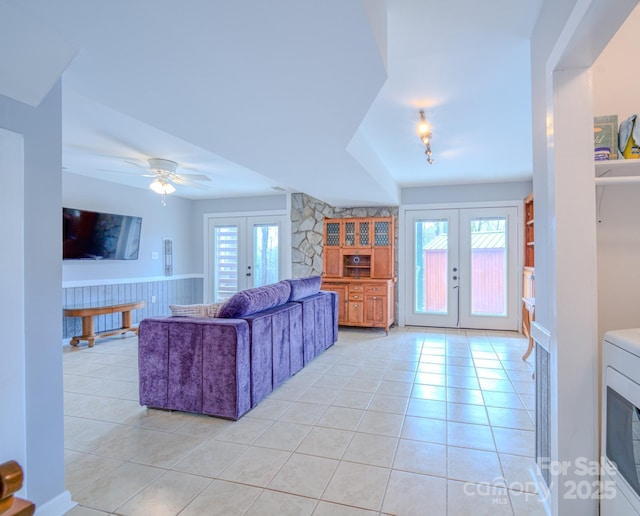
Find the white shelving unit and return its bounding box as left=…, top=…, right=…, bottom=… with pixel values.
left=595, top=159, right=640, bottom=184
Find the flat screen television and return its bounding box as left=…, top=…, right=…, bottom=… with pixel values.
left=63, top=207, right=142, bottom=260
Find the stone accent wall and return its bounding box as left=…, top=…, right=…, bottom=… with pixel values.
left=290, top=192, right=399, bottom=278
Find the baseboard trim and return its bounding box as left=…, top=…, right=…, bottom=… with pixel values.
left=35, top=490, right=75, bottom=516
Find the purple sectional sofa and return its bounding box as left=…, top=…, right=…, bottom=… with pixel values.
left=138, top=276, right=338, bottom=420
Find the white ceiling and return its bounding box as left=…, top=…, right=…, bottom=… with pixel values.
left=4, top=0, right=543, bottom=207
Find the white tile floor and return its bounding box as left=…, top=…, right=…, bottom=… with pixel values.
left=63, top=326, right=548, bottom=515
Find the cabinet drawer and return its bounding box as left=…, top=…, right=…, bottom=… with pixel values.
left=364, top=284, right=386, bottom=295
left=348, top=302, right=364, bottom=323
left=348, top=284, right=365, bottom=294
left=348, top=292, right=363, bottom=301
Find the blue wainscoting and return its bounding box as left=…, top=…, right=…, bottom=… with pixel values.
left=62, top=276, right=204, bottom=340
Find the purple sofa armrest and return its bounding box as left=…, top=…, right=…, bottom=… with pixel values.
left=138, top=316, right=251, bottom=420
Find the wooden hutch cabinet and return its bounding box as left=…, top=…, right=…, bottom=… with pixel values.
left=321, top=216, right=396, bottom=334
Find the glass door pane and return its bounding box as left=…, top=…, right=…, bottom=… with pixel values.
left=344, top=221, right=356, bottom=247
left=325, top=221, right=341, bottom=246
left=374, top=220, right=390, bottom=246
left=417, top=218, right=449, bottom=314
left=458, top=207, right=517, bottom=330
left=212, top=223, right=240, bottom=302
left=470, top=216, right=506, bottom=316
left=252, top=223, right=279, bottom=287
left=405, top=209, right=459, bottom=327
left=358, top=220, right=370, bottom=246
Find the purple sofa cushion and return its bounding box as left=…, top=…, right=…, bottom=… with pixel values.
left=286, top=275, right=322, bottom=301
left=218, top=280, right=291, bottom=318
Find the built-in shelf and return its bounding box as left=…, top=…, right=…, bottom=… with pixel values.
left=524, top=193, right=534, bottom=268
left=595, top=159, right=640, bottom=184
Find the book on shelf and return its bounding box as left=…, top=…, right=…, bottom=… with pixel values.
left=594, top=115, right=618, bottom=161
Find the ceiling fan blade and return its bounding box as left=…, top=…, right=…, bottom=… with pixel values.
left=96, top=168, right=139, bottom=175
left=167, top=175, right=209, bottom=190
left=167, top=173, right=187, bottom=184
left=178, top=173, right=211, bottom=182
left=96, top=168, right=156, bottom=178
left=124, top=159, right=146, bottom=169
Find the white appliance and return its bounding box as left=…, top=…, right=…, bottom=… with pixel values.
left=601, top=329, right=640, bottom=515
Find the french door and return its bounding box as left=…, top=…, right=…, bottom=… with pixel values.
left=405, top=206, right=518, bottom=330
left=207, top=215, right=287, bottom=302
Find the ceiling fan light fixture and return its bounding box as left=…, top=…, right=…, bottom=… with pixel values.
left=150, top=178, right=176, bottom=195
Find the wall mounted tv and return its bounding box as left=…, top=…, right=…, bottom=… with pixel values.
left=63, top=208, right=142, bottom=260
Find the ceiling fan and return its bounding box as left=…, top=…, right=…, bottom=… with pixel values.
left=104, top=157, right=212, bottom=205
left=144, top=158, right=210, bottom=201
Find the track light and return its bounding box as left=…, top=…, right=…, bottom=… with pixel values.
left=418, top=110, right=434, bottom=164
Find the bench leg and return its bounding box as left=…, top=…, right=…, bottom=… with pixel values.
left=69, top=315, right=97, bottom=347
left=122, top=310, right=132, bottom=329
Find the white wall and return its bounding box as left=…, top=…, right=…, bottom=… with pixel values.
left=191, top=193, right=288, bottom=271
left=192, top=192, right=288, bottom=214
left=0, top=83, right=73, bottom=513
left=593, top=5, right=640, bottom=342
left=596, top=185, right=640, bottom=338
left=63, top=172, right=198, bottom=282
left=0, top=128, right=26, bottom=490
left=401, top=180, right=532, bottom=205
left=593, top=5, right=640, bottom=121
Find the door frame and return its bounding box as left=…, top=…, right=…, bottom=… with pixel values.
left=203, top=208, right=291, bottom=303
left=398, top=200, right=525, bottom=329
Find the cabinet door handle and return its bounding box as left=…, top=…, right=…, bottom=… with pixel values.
left=353, top=295, right=359, bottom=299
left=372, top=296, right=377, bottom=300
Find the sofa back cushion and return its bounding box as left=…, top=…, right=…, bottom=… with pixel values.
left=218, top=280, right=292, bottom=318
left=286, top=275, right=322, bottom=301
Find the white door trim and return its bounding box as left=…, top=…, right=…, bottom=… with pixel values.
left=399, top=200, right=524, bottom=329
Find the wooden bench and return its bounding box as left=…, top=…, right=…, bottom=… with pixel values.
left=64, top=300, right=145, bottom=347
